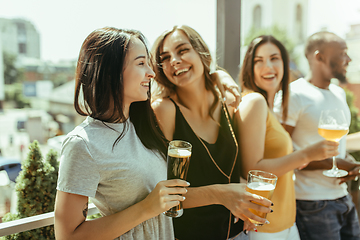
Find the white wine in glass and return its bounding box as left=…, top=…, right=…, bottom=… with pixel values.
left=318, top=109, right=349, bottom=177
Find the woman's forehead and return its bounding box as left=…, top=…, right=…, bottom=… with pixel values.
left=162, top=30, right=190, bottom=51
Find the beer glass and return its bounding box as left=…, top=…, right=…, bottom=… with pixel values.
left=246, top=170, right=277, bottom=226
left=164, top=140, right=192, bottom=218
left=318, top=109, right=349, bottom=177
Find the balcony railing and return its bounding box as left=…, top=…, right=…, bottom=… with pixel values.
left=0, top=203, right=99, bottom=237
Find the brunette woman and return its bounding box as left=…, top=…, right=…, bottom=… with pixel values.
left=54, top=27, right=188, bottom=240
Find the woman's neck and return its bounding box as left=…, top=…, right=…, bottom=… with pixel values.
left=99, top=105, right=129, bottom=123
left=173, top=81, right=215, bottom=118
left=267, top=92, right=275, bottom=109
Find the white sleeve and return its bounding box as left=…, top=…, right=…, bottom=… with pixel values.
left=284, top=91, right=303, bottom=127
left=57, top=135, right=100, bottom=197
left=273, top=91, right=283, bottom=122
left=274, top=91, right=302, bottom=127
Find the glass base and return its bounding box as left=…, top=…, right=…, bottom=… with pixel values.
left=164, top=208, right=183, bottom=218
left=323, top=169, right=348, bottom=178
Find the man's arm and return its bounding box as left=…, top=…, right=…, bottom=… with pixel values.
left=283, top=124, right=343, bottom=170
left=301, top=155, right=359, bottom=171
left=338, top=153, right=360, bottom=183
left=346, top=132, right=360, bottom=152
left=297, top=152, right=360, bottom=184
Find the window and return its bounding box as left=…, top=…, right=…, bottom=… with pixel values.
left=253, top=5, right=262, bottom=30
left=16, top=22, right=27, bottom=54
left=19, top=43, right=27, bottom=54
left=296, top=4, right=303, bottom=41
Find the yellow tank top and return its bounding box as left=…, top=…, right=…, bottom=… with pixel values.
left=257, top=109, right=296, bottom=233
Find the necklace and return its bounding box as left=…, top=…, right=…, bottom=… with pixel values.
left=194, top=101, right=239, bottom=240
left=194, top=101, right=238, bottom=182
left=170, top=97, right=240, bottom=239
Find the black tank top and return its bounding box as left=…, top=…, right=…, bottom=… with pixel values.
left=169, top=99, right=243, bottom=240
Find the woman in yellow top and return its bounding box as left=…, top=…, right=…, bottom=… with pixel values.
left=237, top=35, right=339, bottom=240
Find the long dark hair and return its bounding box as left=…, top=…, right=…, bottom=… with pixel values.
left=74, top=27, right=167, bottom=156
left=239, top=35, right=290, bottom=122
left=151, top=25, right=219, bottom=118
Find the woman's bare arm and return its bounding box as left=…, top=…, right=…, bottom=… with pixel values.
left=237, top=92, right=339, bottom=177
left=55, top=179, right=188, bottom=240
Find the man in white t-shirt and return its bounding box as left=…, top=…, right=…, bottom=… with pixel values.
left=274, top=31, right=360, bottom=240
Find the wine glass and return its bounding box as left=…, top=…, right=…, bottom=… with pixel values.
left=318, top=109, right=349, bottom=177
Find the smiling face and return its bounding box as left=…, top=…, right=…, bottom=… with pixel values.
left=326, top=40, right=351, bottom=84
left=253, top=42, right=284, bottom=95
left=122, top=37, right=155, bottom=108
left=159, top=30, right=204, bottom=88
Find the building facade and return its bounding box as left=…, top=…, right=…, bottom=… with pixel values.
left=0, top=18, right=40, bottom=59
left=346, top=24, right=360, bottom=84
left=241, top=0, right=308, bottom=45
left=344, top=24, right=360, bottom=113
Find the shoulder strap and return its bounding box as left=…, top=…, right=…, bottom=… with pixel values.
left=168, top=97, right=179, bottom=109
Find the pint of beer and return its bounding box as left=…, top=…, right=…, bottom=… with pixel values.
left=246, top=170, right=277, bottom=226
left=164, top=140, right=192, bottom=218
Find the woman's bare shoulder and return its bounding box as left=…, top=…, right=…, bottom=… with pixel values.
left=241, top=92, right=267, bottom=109
left=151, top=97, right=176, bottom=140
left=152, top=97, right=175, bottom=114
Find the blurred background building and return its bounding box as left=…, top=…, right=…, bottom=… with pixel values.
left=0, top=18, right=40, bottom=59
left=346, top=23, right=360, bottom=84
left=241, top=0, right=308, bottom=45
left=0, top=17, right=80, bottom=201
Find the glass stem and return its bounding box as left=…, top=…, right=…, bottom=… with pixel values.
left=331, top=156, right=339, bottom=171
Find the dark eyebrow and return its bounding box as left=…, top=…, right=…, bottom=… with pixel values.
left=159, top=42, right=191, bottom=57
left=254, top=53, right=280, bottom=58
left=270, top=53, right=281, bottom=57
left=135, top=55, right=146, bottom=60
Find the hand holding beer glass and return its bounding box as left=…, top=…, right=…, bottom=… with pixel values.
left=246, top=170, right=277, bottom=226
left=164, top=140, right=192, bottom=218
left=318, top=109, right=349, bottom=177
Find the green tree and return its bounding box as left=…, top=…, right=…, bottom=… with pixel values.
left=4, top=83, right=30, bottom=109
left=3, top=52, right=24, bottom=85
left=344, top=89, right=360, bottom=213
left=345, top=89, right=360, bottom=161
left=2, top=141, right=58, bottom=239
left=3, top=52, right=28, bottom=109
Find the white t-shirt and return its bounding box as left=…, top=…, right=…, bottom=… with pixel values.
left=274, top=78, right=350, bottom=200
left=57, top=117, right=174, bottom=240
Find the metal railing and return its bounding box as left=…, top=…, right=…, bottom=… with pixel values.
left=0, top=203, right=99, bottom=237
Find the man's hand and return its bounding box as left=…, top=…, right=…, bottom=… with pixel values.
left=339, top=166, right=360, bottom=184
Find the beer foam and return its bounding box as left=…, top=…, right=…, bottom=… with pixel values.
left=168, top=148, right=191, bottom=158
left=247, top=182, right=275, bottom=191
